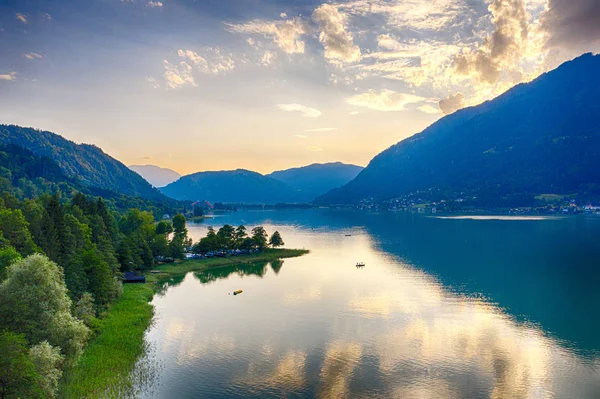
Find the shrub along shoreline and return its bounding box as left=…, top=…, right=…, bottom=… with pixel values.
left=58, top=248, right=308, bottom=398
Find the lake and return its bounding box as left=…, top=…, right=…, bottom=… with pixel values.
left=139, top=209, right=600, bottom=398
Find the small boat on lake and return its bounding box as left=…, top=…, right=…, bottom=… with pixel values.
left=345, top=234, right=352, bottom=236
left=356, top=262, right=365, bottom=267
left=233, top=290, right=243, bottom=295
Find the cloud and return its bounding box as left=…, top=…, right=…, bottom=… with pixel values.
left=227, top=18, right=309, bottom=54
left=542, top=0, right=600, bottom=49
left=276, top=104, right=322, bottom=117
left=294, top=134, right=307, bottom=139
left=260, top=50, right=277, bottom=66
left=23, top=52, right=42, bottom=60
left=438, top=92, right=465, bottom=114
left=348, top=111, right=360, bottom=115
left=163, top=60, right=196, bottom=89
left=339, top=0, right=469, bottom=31
left=143, top=156, right=152, bottom=160
left=418, top=104, right=441, bottom=114
left=16, top=13, right=28, bottom=24
left=312, top=4, right=361, bottom=63
left=280, top=13, right=287, bottom=18
left=0, top=72, right=16, bottom=81
left=306, top=146, right=323, bottom=152
left=454, top=0, right=530, bottom=84
left=147, top=1, right=163, bottom=7
left=304, top=127, right=337, bottom=132
left=345, top=89, right=426, bottom=112
left=177, top=48, right=235, bottom=74
left=41, top=13, right=52, bottom=20
left=146, top=76, right=160, bottom=88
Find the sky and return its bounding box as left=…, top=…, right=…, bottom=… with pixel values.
left=0, top=0, right=599, bottom=175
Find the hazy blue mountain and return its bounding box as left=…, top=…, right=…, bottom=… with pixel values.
left=0, top=124, right=171, bottom=202
left=267, top=162, right=363, bottom=202
left=160, top=169, right=302, bottom=204
left=129, top=164, right=181, bottom=187
left=317, top=53, right=600, bottom=206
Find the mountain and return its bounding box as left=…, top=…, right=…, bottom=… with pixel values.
left=160, top=169, right=302, bottom=204
left=0, top=124, right=171, bottom=202
left=0, top=143, right=176, bottom=216
left=267, top=162, right=363, bottom=202
left=129, top=164, right=181, bottom=187
left=316, top=53, right=600, bottom=206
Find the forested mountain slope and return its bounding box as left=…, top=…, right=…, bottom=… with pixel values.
left=317, top=53, right=600, bottom=205
left=0, top=125, right=170, bottom=202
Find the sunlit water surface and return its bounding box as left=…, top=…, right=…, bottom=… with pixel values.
left=138, top=210, right=600, bottom=398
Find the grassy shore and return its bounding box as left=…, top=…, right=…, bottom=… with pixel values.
left=58, top=248, right=307, bottom=398
left=147, top=248, right=308, bottom=280
left=59, top=283, right=154, bottom=398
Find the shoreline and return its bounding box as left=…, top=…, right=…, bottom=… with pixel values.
left=58, top=248, right=308, bottom=398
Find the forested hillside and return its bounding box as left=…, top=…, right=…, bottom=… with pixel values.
left=0, top=125, right=171, bottom=202
left=317, top=54, right=600, bottom=206
left=161, top=169, right=301, bottom=203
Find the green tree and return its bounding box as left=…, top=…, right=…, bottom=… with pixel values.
left=151, top=233, right=170, bottom=257
left=269, top=231, right=284, bottom=248
left=74, top=292, right=97, bottom=328
left=251, top=226, right=268, bottom=250
left=0, top=208, right=38, bottom=256
left=0, top=332, right=42, bottom=399
left=172, top=214, right=187, bottom=237
left=0, top=254, right=90, bottom=364
left=217, top=224, right=235, bottom=249
left=29, top=341, right=63, bottom=398
left=0, top=238, right=21, bottom=281
left=169, top=214, right=188, bottom=259
left=234, top=225, right=247, bottom=248
left=155, top=220, right=173, bottom=235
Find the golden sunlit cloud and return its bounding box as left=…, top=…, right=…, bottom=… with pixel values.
left=276, top=103, right=322, bottom=117
left=346, top=89, right=427, bottom=112
left=23, top=52, right=42, bottom=60
left=312, top=4, right=361, bottom=64
left=226, top=18, right=309, bottom=54
left=0, top=72, right=17, bottom=81
left=16, top=13, right=28, bottom=24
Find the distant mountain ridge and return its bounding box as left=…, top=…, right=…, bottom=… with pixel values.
left=161, top=162, right=365, bottom=204
left=267, top=162, right=363, bottom=202
left=129, top=164, right=181, bottom=187
left=316, top=53, right=600, bottom=206
left=0, top=124, right=171, bottom=202
left=160, top=169, right=301, bottom=204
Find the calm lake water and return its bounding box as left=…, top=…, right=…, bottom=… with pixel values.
left=139, top=210, right=600, bottom=398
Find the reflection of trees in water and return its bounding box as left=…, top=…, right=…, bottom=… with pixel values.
left=270, top=259, right=284, bottom=275
left=155, top=273, right=186, bottom=295
left=193, top=261, right=282, bottom=285
left=155, top=260, right=286, bottom=291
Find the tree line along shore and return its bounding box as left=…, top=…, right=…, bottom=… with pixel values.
left=0, top=190, right=306, bottom=398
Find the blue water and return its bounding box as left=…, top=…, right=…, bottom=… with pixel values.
left=139, top=210, right=600, bottom=398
